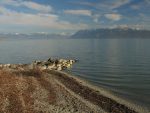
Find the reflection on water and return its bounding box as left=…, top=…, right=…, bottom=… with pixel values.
left=0, top=38, right=150, bottom=109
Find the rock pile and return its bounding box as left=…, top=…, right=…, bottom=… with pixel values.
left=32, top=58, right=76, bottom=71
left=0, top=58, right=77, bottom=71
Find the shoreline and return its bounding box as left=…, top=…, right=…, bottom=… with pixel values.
left=47, top=70, right=149, bottom=113
left=65, top=71, right=150, bottom=113
left=0, top=59, right=149, bottom=113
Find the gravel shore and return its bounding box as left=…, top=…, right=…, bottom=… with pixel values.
left=0, top=69, right=146, bottom=113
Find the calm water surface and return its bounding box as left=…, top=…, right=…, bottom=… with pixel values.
left=0, top=38, right=150, bottom=109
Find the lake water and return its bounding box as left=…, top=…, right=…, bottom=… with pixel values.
left=0, top=38, right=150, bottom=110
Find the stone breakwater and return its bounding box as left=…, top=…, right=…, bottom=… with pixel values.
left=0, top=58, right=77, bottom=71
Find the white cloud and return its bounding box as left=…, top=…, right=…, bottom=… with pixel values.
left=0, top=6, right=88, bottom=30
left=0, top=1, right=89, bottom=30
left=72, top=0, right=130, bottom=10
left=64, top=9, right=101, bottom=23
left=0, top=0, right=19, bottom=6
left=0, top=0, right=52, bottom=13
left=105, top=13, right=122, bottom=21
left=92, top=14, right=101, bottom=23
left=131, top=5, right=140, bottom=10
left=109, top=0, right=130, bottom=9
left=145, top=0, right=150, bottom=4
left=21, top=1, right=52, bottom=13
left=64, top=10, right=92, bottom=16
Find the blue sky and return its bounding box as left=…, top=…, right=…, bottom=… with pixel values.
left=0, top=0, right=149, bottom=33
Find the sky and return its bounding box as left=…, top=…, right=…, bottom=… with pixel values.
left=0, top=0, right=150, bottom=33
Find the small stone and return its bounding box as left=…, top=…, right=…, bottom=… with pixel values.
left=40, top=65, right=47, bottom=70
left=47, top=64, right=55, bottom=70
left=0, top=64, right=3, bottom=68
left=57, top=66, right=62, bottom=71
left=4, top=64, right=11, bottom=68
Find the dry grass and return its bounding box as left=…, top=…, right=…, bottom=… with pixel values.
left=0, top=69, right=56, bottom=113
left=0, top=69, right=139, bottom=113
left=0, top=70, right=24, bottom=113
left=13, top=68, right=43, bottom=77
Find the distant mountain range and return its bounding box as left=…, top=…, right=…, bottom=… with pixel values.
left=0, top=28, right=150, bottom=39
left=0, top=33, right=69, bottom=39
left=71, top=28, right=150, bottom=38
